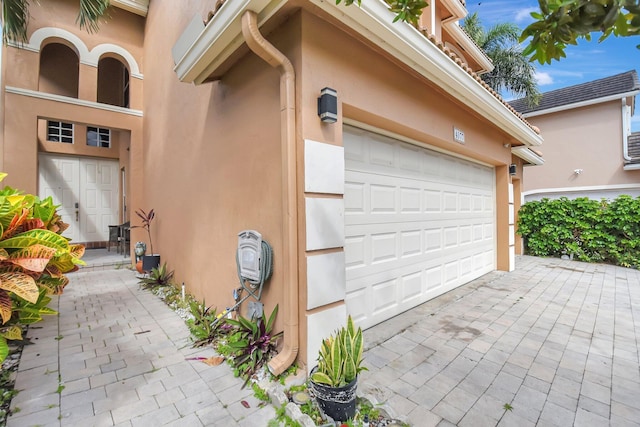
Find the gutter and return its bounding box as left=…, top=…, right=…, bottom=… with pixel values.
left=522, top=90, right=640, bottom=118
left=511, top=146, right=544, bottom=166
left=240, top=10, right=299, bottom=376
left=622, top=99, right=632, bottom=162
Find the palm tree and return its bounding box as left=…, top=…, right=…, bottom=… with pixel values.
left=1, top=0, right=109, bottom=44
left=463, top=12, right=540, bottom=106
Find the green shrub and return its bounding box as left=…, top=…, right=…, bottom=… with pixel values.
left=517, top=195, right=640, bottom=268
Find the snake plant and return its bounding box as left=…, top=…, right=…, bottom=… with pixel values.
left=311, top=315, right=367, bottom=387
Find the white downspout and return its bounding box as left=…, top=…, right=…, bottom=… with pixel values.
left=622, top=98, right=632, bottom=161
left=241, top=10, right=299, bottom=376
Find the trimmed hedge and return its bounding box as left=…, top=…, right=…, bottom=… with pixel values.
left=517, top=195, right=640, bottom=268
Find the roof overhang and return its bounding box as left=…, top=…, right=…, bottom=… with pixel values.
left=172, top=0, right=543, bottom=148
left=523, top=89, right=640, bottom=118
left=111, top=0, right=149, bottom=17
left=512, top=146, right=544, bottom=165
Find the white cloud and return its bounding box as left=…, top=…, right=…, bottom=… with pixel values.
left=514, top=7, right=538, bottom=23
left=535, top=71, right=554, bottom=86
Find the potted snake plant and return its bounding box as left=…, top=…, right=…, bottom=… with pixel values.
left=309, top=315, right=367, bottom=422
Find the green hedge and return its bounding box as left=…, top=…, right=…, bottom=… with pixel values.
left=517, top=195, right=640, bottom=268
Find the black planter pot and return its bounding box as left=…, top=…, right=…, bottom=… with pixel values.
left=142, top=254, right=161, bottom=272
left=310, top=373, right=357, bottom=422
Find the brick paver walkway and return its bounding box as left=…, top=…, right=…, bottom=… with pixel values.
left=7, top=269, right=275, bottom=426
left=7, top=255, right=640, bottom=426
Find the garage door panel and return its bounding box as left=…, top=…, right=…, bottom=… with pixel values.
left=346, top=239, right=494, bottom=284
left=344, top=126, right=495, bottom=330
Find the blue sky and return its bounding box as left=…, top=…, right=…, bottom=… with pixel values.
left=465, top=0, right=640, bottom=131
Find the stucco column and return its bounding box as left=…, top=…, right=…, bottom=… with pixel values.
left=495, top=164, right=511, bottom=271
left=79, top=64, right=97, bottom=102
left=512, top=177, right=524, bottom=255
left=4, top=94, right=38, bottom=192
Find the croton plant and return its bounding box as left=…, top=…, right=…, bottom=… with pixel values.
left=0, top=173, right=85, bottom=363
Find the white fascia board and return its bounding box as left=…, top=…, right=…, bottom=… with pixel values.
left=173, top=0, right=287, bottom=84
left=523, top=90, right=640, bottom=118
left=512, top=146, right=544, bottom=165
left=623, top=163, right=640, bottom=171
left=172, top=0, right=542, bottom=147
left=111, top=0, right=149, bottom=17
left=441, top=0, right=467, bottom=21
left=445, top=22, right=493, bottom=73
left=308, top=0, right=542, bottom=147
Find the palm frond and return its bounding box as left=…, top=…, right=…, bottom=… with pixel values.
left=77, top=0, right=110, bottom=34
left=2, top=0, right=30, bottom=44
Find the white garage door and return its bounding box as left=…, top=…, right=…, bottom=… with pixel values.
left=344, top=126, right=496, bottom=329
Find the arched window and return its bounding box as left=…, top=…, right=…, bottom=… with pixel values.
left=97, top=57, right=130, bottom=108
left=38, top=43, right=79, bottom=98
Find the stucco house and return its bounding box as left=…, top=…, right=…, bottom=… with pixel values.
left=510, top=70, right=640, bottom=202
left=0, top=0, right=544, bottom=373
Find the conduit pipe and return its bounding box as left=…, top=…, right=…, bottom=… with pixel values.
left=241, top=10, right=299, bottom=375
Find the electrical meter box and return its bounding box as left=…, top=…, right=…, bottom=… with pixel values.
left=237, top=230, right=262, bottom=283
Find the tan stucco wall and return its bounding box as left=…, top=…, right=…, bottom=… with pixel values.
left=1, top=1, right=144, bottom=224
left=141, top=0, right=288, bottom=328
left=523, top=101, right=640, bottom=193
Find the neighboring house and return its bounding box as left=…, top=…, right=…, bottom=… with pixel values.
left=1, top=0, right=544, bottom=373
left=511, top=70, right=640, bottom=202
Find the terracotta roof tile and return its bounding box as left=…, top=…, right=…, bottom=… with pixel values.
left=510, top=70, right=640, bottom=115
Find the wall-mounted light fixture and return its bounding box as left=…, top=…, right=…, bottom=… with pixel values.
left=509, top=164, right=517, bottom=176
left=317, top=87, right=337, bottom=123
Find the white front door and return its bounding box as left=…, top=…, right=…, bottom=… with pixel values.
left=39, top=154, right=119, bottom=243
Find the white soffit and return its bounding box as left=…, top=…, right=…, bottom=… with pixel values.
left=512, top=146, right=544, bottom=165
left=172, top=0, right=542, bottom=147
left=173, top=0, right=287, bottom=84
left=111, top=0, right=149, bottom=17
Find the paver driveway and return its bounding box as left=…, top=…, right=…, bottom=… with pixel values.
left=360, top=256, right=640, bottom=426
left=7, top=255, right=640, bottom=426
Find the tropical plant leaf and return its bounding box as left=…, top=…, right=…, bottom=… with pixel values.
left=18, top=309, right=42, bottom=324
left=69, top=244, right=86, bottom=262
left=0, top=336, right=7, bottom=364
left=0, top=271, right=39, bottom=303
left=37, top=276, right=69, bottom=295
left=1, top=208, right=29, bottom=239
left=0, top=289, right=11, bottom=324
left=0, top=248, right=8, bottom=260
left=48, top=252, right=76, bottom=273
left=7, top=244, right=57, bottom=273
left=22, top=218, right=45, bottom=232
left=0, top=229, right=70, bottom=253
left=2, top=325, right=22, bottom=340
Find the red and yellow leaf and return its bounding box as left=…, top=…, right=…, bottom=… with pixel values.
left=0, top=290, right=11, bottom=324
left=0, top=272, right=39, bottom=303
left=2, top=208, right=29, bottom=240
left=0, top=249, right=8, bottom=261
left=22, top=218, right=45, bottom=232
left=7, top=244, right=57, bottom=273
left=69, top=244, right=85, bottom=260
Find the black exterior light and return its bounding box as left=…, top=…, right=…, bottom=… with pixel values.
left=509, top=164, right=517, bottom=176
left=318, top=87, right=338, bottom=123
